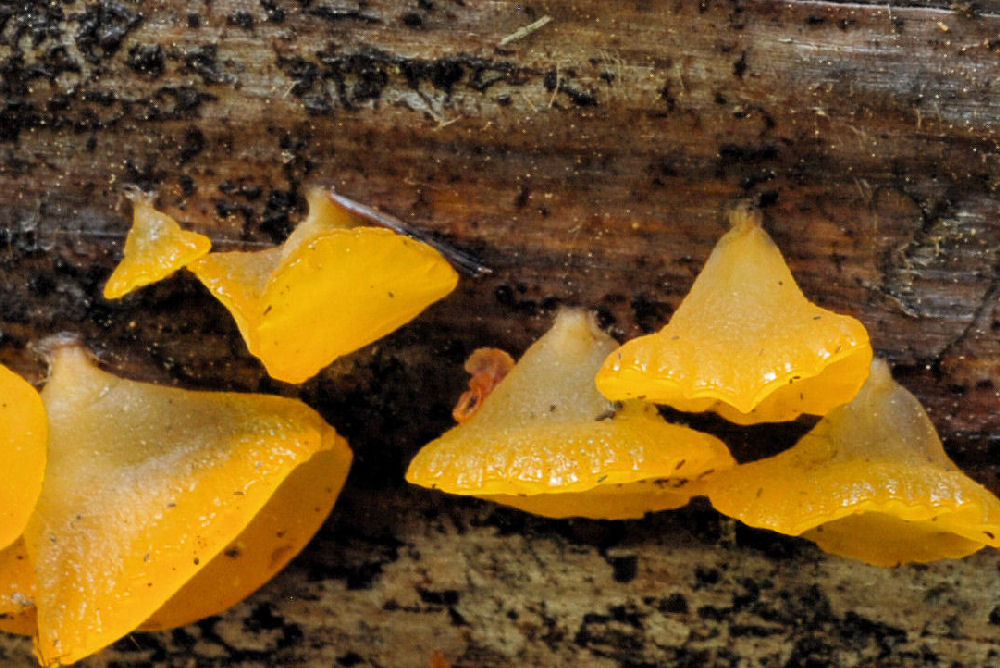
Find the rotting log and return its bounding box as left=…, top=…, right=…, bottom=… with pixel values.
left=1, top=0, right=1000, bottom=665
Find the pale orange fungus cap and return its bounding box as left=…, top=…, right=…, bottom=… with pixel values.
left=705, top=360, right=1000, bottom=566
left=0, top=432, right=352, bottom=641
left=102, top=194, right=211, bottom=299
left=595, top=210, right=873, bottom=424
left=406, top=309, right=735, bottom=520
left=0, top=539, right=36, bottom=636
left=0, top=364, right=46, bottom=552
left=26, top=342, right=348, bottom=665
left=188, top=188, right=458, bottom=384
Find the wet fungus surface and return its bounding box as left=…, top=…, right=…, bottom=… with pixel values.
left=0, top=364, right=46, bottom=554
left=102, top=193, right=212, bottom=300
left=596, top=211, right=873, bottom=425
left=20, top=341, right=350, bottom=664
left=705, top=360, right=1000, bottom=566
left=188, top=188, right=459, bottom=384
left=406, top=309, right=735, bottom=520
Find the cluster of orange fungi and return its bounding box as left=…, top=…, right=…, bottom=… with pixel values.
left=2, top=192, right=998, bottom=666
left=0, top=188, right=457, bottom=665
left=406, top=209, right=1000, bottom=568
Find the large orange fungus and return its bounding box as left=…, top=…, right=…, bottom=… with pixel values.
left=23, top=341, right=351, bottom=664
left=406, top=309, right=735, bottom=519
left=103, top=194, right=211, bottom=299
left=596, top=210, right=873, bottom=424
left=0, top=364, right=46, bottom=552
left=188, top=188, right=459, bottom=384
left=705, top=359, right=1000, bottom=566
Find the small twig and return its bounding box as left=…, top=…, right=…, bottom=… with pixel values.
left=328, top=191, right=493, bottom=276
left=547, top=62, right=560, bottom=109
left=498, top=15, right=553, bottom=47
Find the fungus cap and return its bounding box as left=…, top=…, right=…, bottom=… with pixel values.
left=596, top=211, right=872, bottom=424
left=0, top=364, right=46, bottom=552
left=406, top=309, right=735, bottom=519
left=26, top=342, right=347, bottom=664
left=0, top=432, right=352, bottom=640
left=189, top=188, right=458, bottom=384
left=705, top=359, right=1000, bottom=566
left=103, top=195, right=211, bottom=299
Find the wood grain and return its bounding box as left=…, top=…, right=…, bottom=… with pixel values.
left=1, top=0, right=999, bottom=665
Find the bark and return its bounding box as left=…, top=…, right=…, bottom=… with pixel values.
left=1, top=0, right=999, bottom=665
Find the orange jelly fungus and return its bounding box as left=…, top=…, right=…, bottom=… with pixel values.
left=0, top=364, right=46, bottom=552
left=24, top=342, right=350, bottom=665
left=0, top=448, right=353, bottom=642
left=0, top=539, right=36, bottom=636
left=452, top=347, right=515, bottom=422
left=595, top=210, right=873, bottom=425
left=406, top=309, right=735, bottom=520
left=142, top=443, right=352, bottom=630
left=188, top=188, right=459, bottom=384
left=705, top=360, right=1000, bottom=567
left=102, top=194, right=211, bottom=300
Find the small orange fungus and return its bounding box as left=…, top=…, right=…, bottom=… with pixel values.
left=24, top=341, right=350, bottom=664
left=189, top=188, right=459, bottom=384
left=406, top=309, right=735, bottom=519
left=0, top=364, right=46, bottom=552
left=103, top=194, right=211, bottom=299
left=596, top=210, right=873, bottom=424
left=452, top=348, right=515, bottom=422
left=705, top=360, right=1000, bottom=566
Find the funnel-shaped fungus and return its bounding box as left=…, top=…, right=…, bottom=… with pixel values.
left=189, top=188, right=458, bottom=383
left=0, top=424, right=352, bottom=641
left=406, top=309, right=735, bottom=519
left=0, top=364, right=46, bottom=552
left=142, top=443, right=352, bottom=630
left=103, top=195, right=211, bottom=299
left=25, top=342, right=350, bottom=664
left=596, top=211, right=872, bottom=424
left=705, top=359, right=1000, bottom=566
left=0, top=539, right=35, bottom=636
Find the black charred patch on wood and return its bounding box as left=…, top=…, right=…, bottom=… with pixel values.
left=72, top=1, right=142, bottom=65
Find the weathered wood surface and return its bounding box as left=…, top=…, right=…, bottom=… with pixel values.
left=2, top=0, right=1000, bottom=665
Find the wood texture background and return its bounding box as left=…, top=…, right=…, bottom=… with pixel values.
left=1, top=0, right=1000, bottom=665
